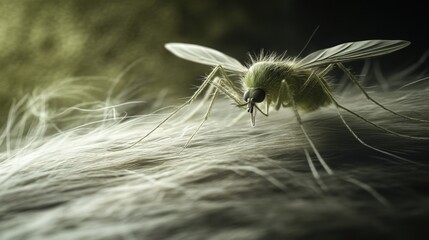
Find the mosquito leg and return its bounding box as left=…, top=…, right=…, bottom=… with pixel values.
left=184, top=68, right=261, bottom=147
left=179, top=82, right=216, bottom=123
left=297, top=72, right=316, bottom=95
left=218, top=67, right=245, bottom=99
left=183, top=68, right=251, bottom=144
left=334, top=102, right=418, bottom=164
left=312, top=74, right=420, bottom=164
left=337, top=62, right=429, bottom=123
left=211, top=79, right=244, bottom=107
left=398, top=76, right=429, bottom=90
left=183, top=88, right=219, bottom=149
left=310, top=72, right=406, bottom=204
left=281, top=80, right=334, bottom=175
left=110, top=65, right=224, bottom=150
left=342, top=177, right=391, bottom=207
left=304, top=148, right=328, bottom=190
left=337, top=104, right=429, bottom=140
left=319, top=64, right=335, bottom=77
left=215, top=67, right=246, bottom=106
left=320, top=68, right=429, bottom=140
left=266, top=101, right=270, bottom=116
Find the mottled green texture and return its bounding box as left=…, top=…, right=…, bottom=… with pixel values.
left=0, top=1, right=182, bottom=117
left=0, top=0, right=253, bottom=124
left=243, top=61, right=331, bottom=112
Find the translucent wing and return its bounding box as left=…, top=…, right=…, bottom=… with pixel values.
left=165, top=43, right=248, bottom=73
left=296, top=40, right=410, bottom=68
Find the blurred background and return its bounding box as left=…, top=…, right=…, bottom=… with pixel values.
left=0, top=0, right=428, bottom=124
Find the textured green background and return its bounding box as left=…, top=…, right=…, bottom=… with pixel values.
left=0, top=1, right=304, bottom=124
left=0, top=0, right=426, bottom=124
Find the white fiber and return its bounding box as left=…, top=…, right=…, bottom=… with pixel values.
left=1, top=73, right=429, bottom=239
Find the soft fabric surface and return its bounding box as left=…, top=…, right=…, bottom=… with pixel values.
left=1, top=75, right=428, bottom=240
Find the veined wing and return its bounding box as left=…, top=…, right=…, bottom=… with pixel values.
left=165, top=43, right=248, bottom=73
left=296, top=40, right=410, bottom=69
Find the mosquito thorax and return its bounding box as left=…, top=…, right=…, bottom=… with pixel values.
left=244, top=60, right=333, bottom=111
left=243, top=61, right=293, bottom=103
left=245, top=61, right=292, bottom=85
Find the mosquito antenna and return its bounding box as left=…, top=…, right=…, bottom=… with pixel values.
left=296, top=25, right=320, bottom=59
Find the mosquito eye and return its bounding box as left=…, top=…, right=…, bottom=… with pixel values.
left=243, top=90, right=250, bottom=102
left=252, top=88, right=265, bottom=103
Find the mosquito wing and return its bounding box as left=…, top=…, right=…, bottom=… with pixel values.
left=165, top=43, right=248, bottom=73
left=296, top=40, right=410, bottom=69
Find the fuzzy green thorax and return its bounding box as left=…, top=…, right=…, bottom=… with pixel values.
left=243, top=61, right=331, bottom=112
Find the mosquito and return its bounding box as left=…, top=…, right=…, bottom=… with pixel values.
left=122, top=40, right=428, bottom=170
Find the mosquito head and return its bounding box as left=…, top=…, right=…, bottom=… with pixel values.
left=243, top=88, right=265, bottom=126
